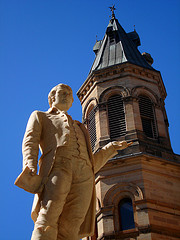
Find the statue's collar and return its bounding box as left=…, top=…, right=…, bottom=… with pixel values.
left=47, top=107, right=67, bottom=115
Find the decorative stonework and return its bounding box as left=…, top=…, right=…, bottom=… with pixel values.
left=83, top=97, right=98, bottom=117
left=103, top=182, right=144, bottom=207
left=131, top=86, right=159, bottom=105
left=77, top=62, right=167, bottom=104
left=99, top=86, right=130, bottom=103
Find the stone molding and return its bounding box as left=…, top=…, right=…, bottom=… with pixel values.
left=99, top=86, right=130, bottom=103
left=77, top=62, right=167, bottom=104
left=82, top=97, right=98, bottom=122
left=103, top=182, right=144, bottom=207
left=131, top=85, right=159, bottom=106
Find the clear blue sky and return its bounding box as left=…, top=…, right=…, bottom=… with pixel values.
left=0, top=1, right=179, bottom=239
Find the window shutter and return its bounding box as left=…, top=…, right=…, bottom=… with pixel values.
left=139, top=95, right=157, bottom=138
left=107, top=94, right=126, bottom=139
left=87, top=107, right=97, bottom=151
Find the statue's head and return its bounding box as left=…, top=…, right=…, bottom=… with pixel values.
left=48, top=84, right=74, bottom=112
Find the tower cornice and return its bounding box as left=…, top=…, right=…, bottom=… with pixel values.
left=77, top=62, right=167, bottom=104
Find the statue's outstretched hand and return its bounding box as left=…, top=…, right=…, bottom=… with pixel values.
left=112, top=141, right=133, bottom=150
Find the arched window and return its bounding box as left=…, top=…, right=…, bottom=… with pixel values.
left=107, top=94, right=126, bottom=139
left=87, top=106, right=97, bottom=151
left=119, top=198, right=135, bottom=231
left=138, top=95, right=157, bottom=138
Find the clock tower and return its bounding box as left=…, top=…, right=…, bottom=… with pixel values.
left=77, top=9, right=180, bottom=240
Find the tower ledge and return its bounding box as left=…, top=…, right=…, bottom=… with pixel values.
left=77, top=62, right=166, bottom=105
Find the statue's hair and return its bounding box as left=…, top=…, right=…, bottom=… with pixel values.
left=48, top=84, right=73, bottom=107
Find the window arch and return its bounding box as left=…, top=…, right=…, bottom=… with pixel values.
left=138, top=95, right=157, bottom=138
left=87, top=105, right=97, bottom=151
left=119, top=198, right=135, bottom=231
left=107, top=94, right=126, bottom=139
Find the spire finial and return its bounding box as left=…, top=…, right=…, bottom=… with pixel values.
left=109, top=4, right=116, bottom=19
left=96, top=35, right=98, bottom=42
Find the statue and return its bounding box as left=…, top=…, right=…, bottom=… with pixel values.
left=15, top=84, right=132, bottom=240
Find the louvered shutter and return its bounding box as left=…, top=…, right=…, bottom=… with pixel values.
left=139, top=95, right=157, bottom=138
left=87, top=107, right=97, bottom=151
left=107, top=95, right=126, bottom=139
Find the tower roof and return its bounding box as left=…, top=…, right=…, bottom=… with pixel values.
left=90, top=15, right=153, bottom=74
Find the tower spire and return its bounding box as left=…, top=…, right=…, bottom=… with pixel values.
left=109, top=4, right=116, bottom=19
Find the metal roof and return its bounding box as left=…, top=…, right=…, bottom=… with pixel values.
left=90, top=16, right=153, bottom=74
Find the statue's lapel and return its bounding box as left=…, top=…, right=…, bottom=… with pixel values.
left=59, top=111, right=70, bottom=145
left=77, top=121, right=94, bottom=165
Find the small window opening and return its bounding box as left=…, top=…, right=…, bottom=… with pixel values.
left=109, top=31, right=115, bottom=44
left=119, top=198, right=135, bottom=231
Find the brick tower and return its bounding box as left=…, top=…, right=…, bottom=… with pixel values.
left=77, top=9, right=180, bottom=240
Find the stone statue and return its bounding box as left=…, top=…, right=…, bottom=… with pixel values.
left=15, top=84, right=132, bottom=240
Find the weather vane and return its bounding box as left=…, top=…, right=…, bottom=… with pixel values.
left=109, top=4, right=116, bottom=19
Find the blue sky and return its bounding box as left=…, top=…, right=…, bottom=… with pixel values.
left=0, top=1, right=179, bottom=239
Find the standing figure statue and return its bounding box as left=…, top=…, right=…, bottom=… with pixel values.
left=15, top=84, right=132, bottom=240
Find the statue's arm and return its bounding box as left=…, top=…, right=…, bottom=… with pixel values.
left=93, top=141, right=132, bottom=174
left=93, top=142, right=118, bottom=174
left=22, top=111, right=42, bottom=174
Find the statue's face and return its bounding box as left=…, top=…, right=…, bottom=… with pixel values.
left=52, top=86, right=73, bottom=112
